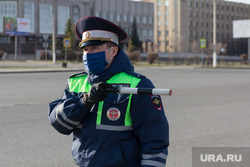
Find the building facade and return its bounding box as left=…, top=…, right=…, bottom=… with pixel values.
left=0, top=0, right=154, bottom=56
left=149, top=0, right=250, bottom=56
left=1, top=0, right=249, bottom=56
left=91, top=0, right=154, bottom=52
left=0, top=0, right=90, bottom=56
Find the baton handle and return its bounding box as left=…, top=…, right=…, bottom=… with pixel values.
left=106, top=87, right=172, bottom=96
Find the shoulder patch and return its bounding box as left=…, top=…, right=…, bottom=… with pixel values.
left=69, top=72, right=87, bottom=78
left=150, top=95, right=162, bottom=111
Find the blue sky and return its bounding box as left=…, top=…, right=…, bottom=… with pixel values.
left=224, top=0, right=250, bottom=4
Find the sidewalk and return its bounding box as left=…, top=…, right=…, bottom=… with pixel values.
left=0, top=60, right=84, bottom=74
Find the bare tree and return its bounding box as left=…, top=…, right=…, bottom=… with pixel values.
left=190, top=40, right=201, bottom=53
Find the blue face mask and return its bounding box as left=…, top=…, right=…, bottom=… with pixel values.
left=82, top=47, right=113, bottom=75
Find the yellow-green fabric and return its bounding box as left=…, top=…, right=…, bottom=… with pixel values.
left=68, top=72, right=141, bottom=127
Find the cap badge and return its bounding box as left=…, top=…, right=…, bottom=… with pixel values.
left=107, top=107, right=121, bottom=121
left=85, top=32, right=90, bottom=39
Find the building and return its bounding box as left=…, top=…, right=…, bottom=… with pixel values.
left=149, top=0, right=250, bottom=56
left=91, top=0, right=154, bottom=52
left=0, top=0, right=90, bottom=57
left=0, top=0, right=154, bottom=58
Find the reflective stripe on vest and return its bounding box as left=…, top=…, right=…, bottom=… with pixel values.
left=68, top=72, right=141, bottom=131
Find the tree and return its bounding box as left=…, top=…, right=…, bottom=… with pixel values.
left=63, top=18, right=76, bottom=53
left=130, top=17, right=142, bottom=51
left=126, top=38, right=136, bottom=53
left=190, top=40, right=200, bottom=53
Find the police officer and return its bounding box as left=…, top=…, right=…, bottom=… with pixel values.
left=48, top=16, right=169, bottom=167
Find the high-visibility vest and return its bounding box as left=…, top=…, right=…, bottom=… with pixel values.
left=68, top=72, right=141, bottom=130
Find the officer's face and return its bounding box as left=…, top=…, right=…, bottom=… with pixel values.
left=82, top=44, right=108, bottom=54
left=82, top=43, right=118, bottom=69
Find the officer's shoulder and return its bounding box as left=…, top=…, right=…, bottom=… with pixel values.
left=129, top=72, right=154, bottom=87
left=69, top=72, right=87, bottom=78
left=129, top=72, right=146, bottom=79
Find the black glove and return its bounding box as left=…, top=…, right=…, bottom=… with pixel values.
left=83, top=82, right=113, bottom=106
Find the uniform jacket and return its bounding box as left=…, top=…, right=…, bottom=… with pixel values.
left=48, top=49, right=169, bottom=167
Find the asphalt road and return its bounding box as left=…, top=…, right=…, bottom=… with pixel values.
left=0, top=67, right=250, bottom=167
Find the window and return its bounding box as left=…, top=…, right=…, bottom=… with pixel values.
left=189, top=1, right=192, bottom=7
left=165, top=20, right=169, bottom=26
left=0, top=36, right=11, bottom=44
left=143, top=16, right=147, bottom=24
left=0, top=1, right=17, bottom=32
left=165, top=41, right=169, bottom=46
left=158, top=30, right=161, bottom=36
left=57, top=6, right=70, bottom=35
left=117, top=14, right=121, bottom=21
left=149, top=17, right=153, bottom=24
left=110, top=13, right=114, bottom=21
left=158, top=21, right=161, bottom=26
left=194, top=2, right=197, bottom=8
left=189, top=11, right=192, bottom=17
left=124, top=15, right=127, bottom=22
left=165, top=31, right=168, bottom=36
left=157, top=11, right=161, bottom=16
left=149, top=30, right=153, bottom=36
left=200, top=12, right=203, bottom=18
left=194, top=31, right=197, bottom=37
left=165, top=10, right=169, bottom=16
left=24, top=2, right=35, bottom=33
left=95, top=12, right=100, bottom=17
left=165, top=0, right=169, bottom=6
left=39, top=4, right=52, bottom=34
left=194, top=21, right=197, bottom=27
left=73, top=6, right=79, bottom=24
left=130, top=15, right=133, bottom=23
left=200, top=32, right=203, bottom=38
left=21, top=37, right=26, bottom=44
left=189, top=21, right=192, bottom=27
left=206, top=3, right=209, bottom=9
left=189, top=31, right=192, bottom=37
left=136, top=16, right=140, bottom=23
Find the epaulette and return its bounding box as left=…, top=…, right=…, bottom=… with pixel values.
left=69, top=72, right=87, bottom=78
left=129, top=72, right=146, bottom=79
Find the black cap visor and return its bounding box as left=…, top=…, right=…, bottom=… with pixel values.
left=80, top=40, right=107, bottom=49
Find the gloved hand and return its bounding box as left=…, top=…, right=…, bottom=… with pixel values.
left=83, top=82, right=113, bottom=106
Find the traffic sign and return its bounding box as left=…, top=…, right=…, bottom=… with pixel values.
left=64, top=38, right=71, bottom=47
left=200, top=39, right=206, bottom=48
left=42, top=34, right=49, bottom=41
left=43, top=42, right=49, bottom=49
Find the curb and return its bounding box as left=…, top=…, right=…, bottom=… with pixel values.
left=0, top=68, right=83, bottom=74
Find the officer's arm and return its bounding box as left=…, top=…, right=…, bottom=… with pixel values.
left=48, top=84, right=92, bottom=135
left=131, top=78, right=169, bottom=167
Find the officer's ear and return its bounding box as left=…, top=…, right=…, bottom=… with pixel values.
left=111, top=46, right=119, bottom=57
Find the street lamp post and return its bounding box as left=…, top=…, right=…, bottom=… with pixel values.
left=52, top=7, right=56, bottom=64
left=213, top=0, right=217, bottom=68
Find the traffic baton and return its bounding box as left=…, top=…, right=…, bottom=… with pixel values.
left=106, top=87, right=172, bottom=96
